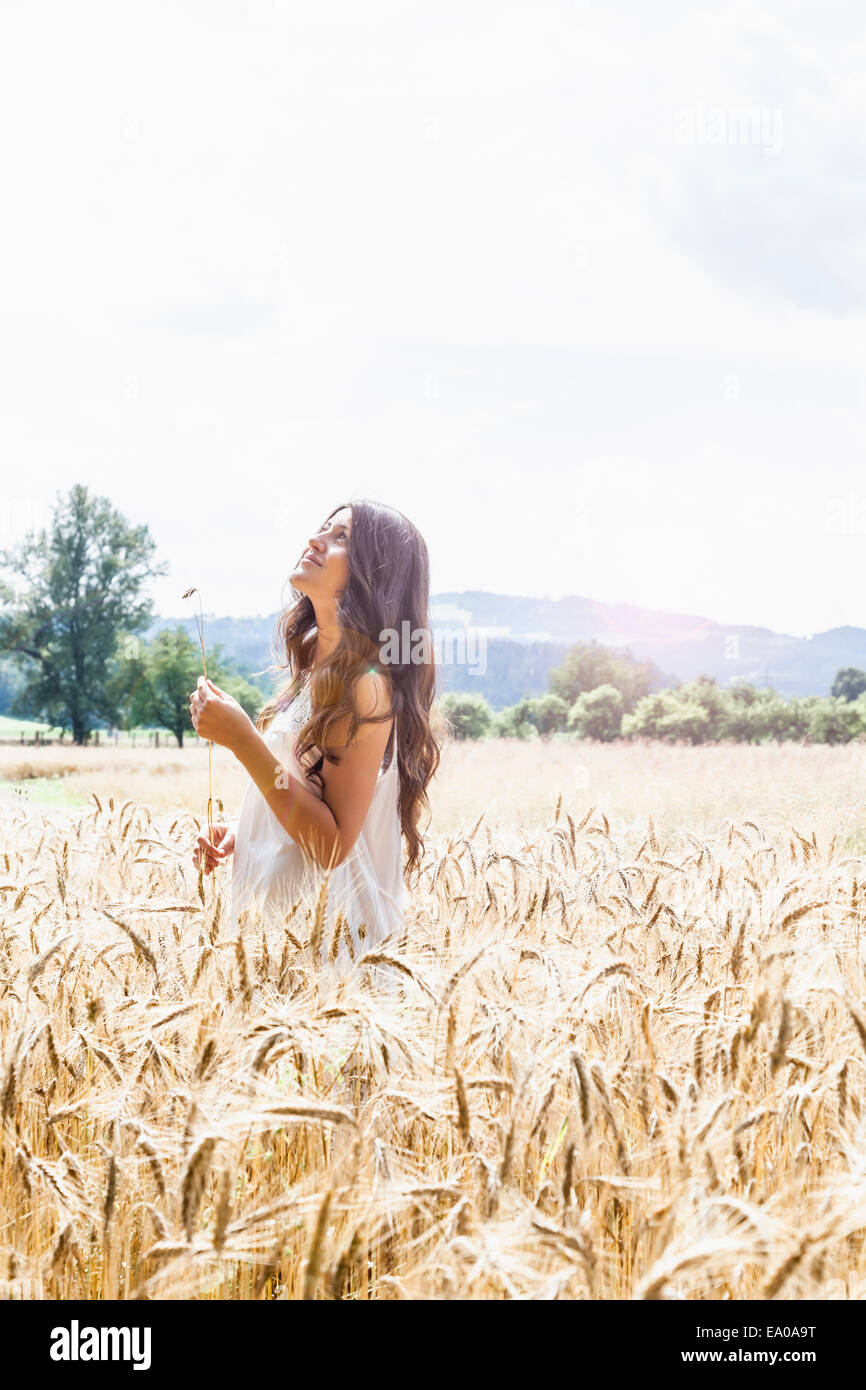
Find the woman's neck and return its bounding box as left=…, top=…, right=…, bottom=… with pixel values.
left=309, top=610, right=341, bottom=670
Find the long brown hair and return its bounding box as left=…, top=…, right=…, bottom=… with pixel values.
left=256, top=499, right=443, bottom=881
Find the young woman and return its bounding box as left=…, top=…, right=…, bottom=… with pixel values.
left=188, top=499, right=442, bottom=968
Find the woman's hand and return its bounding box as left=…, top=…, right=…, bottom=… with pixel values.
left=192, top=822, right=236, bottom=875
left=188, top=677, right=253, bottom=752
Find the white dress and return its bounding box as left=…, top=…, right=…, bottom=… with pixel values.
left=228, top=671, right=404, bottom=969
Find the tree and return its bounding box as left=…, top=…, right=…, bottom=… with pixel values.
left=775, top=695, right=825, bottom=742
left=831, top=667, right=866, bottom=702
left=674, top=675, right=729, bottom=740
left=493, top=698, right=538, bottom=739
left=221, top=672, right=267, bottom=721
left=440, top=692, right=494, bottom=740
left=807, top=696, right=865, bottom=745
left=524, top=693, right=569, bottom=736
left=113, top=629, right=265, bottom=748
left=622, top=689, right=710, bottom=743
left=719, top=683, right=789, bottom=743
left=549, top=640, right=663, bottom=713
left=0, top=485, right=165, bottom=744
left=0, top=652, right=26, bottom=716
left=567, top=684, right=624, bottom=741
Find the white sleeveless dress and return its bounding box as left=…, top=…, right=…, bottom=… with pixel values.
left=228, top=672, right=404, bottom=969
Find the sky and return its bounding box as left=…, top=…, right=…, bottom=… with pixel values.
left=1, top=0, right=865, bottom=637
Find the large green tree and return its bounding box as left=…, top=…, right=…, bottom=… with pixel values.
left=621, top=689, right=711, bottom=743
left=113, top=628, right=264, bottom=748
left=567, top=684, right=624, bottom=741
left=831, top=667, right=866, bottom=702
left=548, top=640, right=663, bottom=713
left=807, top=695, right=866, bottom=745
left=440, top=691, right=494, bottom=740
left=493, top=698, right=538, bottom=740
left=0, top=484, right=166, bottom=744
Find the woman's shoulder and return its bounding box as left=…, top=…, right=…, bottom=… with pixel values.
left=355, top=668, right=393, bottom=720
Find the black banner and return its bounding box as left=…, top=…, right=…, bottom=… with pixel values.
left=0, top=1296, right=855, bottom=1376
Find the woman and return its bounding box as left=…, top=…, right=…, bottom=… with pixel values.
left=189, top=500, right=442, bottom=969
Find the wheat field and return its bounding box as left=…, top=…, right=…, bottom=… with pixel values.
left=2, top=739, right=866, bottom=1299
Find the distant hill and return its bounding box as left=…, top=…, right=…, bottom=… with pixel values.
left=146, top=594, right=866, bottom=711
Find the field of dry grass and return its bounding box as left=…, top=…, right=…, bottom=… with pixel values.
left=4, top=736, right=866, bottom=845
left=2, top=738, right=866, bottom=1299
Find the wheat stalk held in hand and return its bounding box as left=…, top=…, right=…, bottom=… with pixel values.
left=182, top=586, right=214, bottom=845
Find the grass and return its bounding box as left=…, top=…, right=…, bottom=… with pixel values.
left=3, top=777, right=91, bottom=809
left=0, top=721, right=196, bottom=748
left=1, top=738, right=866, bottom=1299
left=3, top=736, right=866, bottom=840
left=0, top=713, right=64, bottom=740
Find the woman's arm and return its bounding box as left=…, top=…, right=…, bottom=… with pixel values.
left=232, top=719, right=344, bottom=868
left=189, top=674, right=392, bottom=871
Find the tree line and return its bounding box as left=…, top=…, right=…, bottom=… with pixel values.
left=440, top=647, right=866, bottom=744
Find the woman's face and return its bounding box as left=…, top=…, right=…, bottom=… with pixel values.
left=289, top=506, right=352, bottom=602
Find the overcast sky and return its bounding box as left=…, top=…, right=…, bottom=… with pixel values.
left=1, top=1, right=864, bottom=637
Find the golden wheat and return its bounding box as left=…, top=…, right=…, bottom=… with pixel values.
left=1, top=743, right=866, bottom=1298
